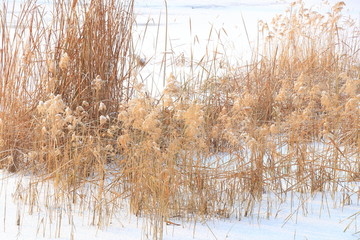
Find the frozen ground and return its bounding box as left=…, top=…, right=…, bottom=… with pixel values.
left=0, top=170, right=359, bottom=240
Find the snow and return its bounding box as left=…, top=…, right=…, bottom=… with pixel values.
left=0, top=171, right=359, bottom=240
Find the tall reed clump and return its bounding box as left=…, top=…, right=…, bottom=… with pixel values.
left=111, top=77, right=210, bottom=238
left=0, top=0, right=136, bottom=173
left=1, top=0, right=136, bottom=233
left=48, top=0, right=135, bottom=111
left=200, top=0, right=360, bottom=196
left=257, top=1, right=360, bottom=192
left=31, top=0, right=137, bottom=182
left=0, top=0, right=49, bottom=172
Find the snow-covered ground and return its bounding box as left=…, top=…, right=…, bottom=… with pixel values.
left=0, top=170, right=359, bottom=240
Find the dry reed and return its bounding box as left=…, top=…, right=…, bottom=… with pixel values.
left=0, top=1, right=359, bottom=239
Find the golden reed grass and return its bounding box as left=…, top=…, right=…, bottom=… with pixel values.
left=1, top=1, right=359, bottom=239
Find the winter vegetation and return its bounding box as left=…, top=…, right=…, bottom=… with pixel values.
left=0, top=0, right=359, bottom=239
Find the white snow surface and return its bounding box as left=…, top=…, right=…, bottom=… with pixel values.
left=0, top=170, right=359, bottom=239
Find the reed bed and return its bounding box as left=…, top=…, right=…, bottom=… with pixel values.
left=1, top=0, right=359, bottom=239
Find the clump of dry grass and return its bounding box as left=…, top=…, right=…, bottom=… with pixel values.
left=0, top=0, right=135, bottom=171
left=49, top=0, right=136, bottom=110
left=1, top=1, right=360, bottom=240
